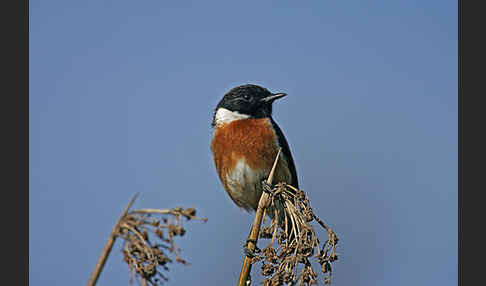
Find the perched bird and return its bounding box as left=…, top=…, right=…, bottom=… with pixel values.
left=210, top=84, right=299, bottom=214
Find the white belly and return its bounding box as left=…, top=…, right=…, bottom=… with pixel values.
left=225, top=156, right=292, bottom=211
left=225, top=159, right=266, bottom=210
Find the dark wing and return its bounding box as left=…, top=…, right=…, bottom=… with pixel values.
left=270, top=118, right=299, bottom=188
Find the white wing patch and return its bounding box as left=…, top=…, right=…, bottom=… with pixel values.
left=214, top=108, right=250, bottom=126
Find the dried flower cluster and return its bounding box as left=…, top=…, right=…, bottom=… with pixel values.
left=252, top=182, right=339, bottom=286
left=118, top=207, right=207, bottom=286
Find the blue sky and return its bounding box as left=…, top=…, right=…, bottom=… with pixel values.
left=30, top=1, right=457, bottom=285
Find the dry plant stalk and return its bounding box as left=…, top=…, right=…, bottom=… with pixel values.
left=86, top=195, right=207, bottom=286
left=238, top=148, right=282, bottom=286
left=239, top=152, right=340, bottom=286
left=87, top=194, right=139, bottom=286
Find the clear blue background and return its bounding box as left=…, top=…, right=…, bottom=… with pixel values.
left=29, top=1, right=457, bottom=285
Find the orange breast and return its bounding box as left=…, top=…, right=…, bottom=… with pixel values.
left=211, top=118, right=291, bottom=209
left=211, top=118, right=277, bottom=175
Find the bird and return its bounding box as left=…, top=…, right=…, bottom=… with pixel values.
left=210, top=84, right=299, bottom=216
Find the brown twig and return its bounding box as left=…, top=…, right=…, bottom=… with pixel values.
left=87, top=193, right=139, bottom=286
left=238, top=149, right=281, bottom=286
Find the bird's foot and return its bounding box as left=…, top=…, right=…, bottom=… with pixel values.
left=243, top=239, right=260, bottom=258
left=261, top=181, right=273, bottom=194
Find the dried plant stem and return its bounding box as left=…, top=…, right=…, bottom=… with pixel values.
left=131, top=208, right=208, bottom=222
left=238, top=149, right=281, bottom=286
left=131, top=209, right=176, bottom=215
left=86, top=193, right=139, bottom=286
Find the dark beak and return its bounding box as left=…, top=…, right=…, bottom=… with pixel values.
left=260, top=93, right=287, bottom=103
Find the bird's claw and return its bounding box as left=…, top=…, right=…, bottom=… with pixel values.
left=243, top=239, right=260, bottom=258
left=261, top=181, right=273, bottom=194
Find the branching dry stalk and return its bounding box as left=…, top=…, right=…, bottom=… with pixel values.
left=87, top=193, right=139, bottom=286
left=86, top=195, right=207, bottom=286
left=120, top=206, right=207, bottom=285
left=239, top=152, right=340, bottom=286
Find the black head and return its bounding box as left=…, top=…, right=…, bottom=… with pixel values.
left=212, top=84, right=286, bottom=127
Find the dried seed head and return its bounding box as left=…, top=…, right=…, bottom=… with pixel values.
left=182, top=207, right=196, bottom=218
left=261, top=263, right=276, bottom=276
left=119, top=207, right=206, bottom=285
left=262, top=246, right=279, bottom=263
left=321, top=262, right=331, bottom=274
left=253, top=183, right=339, bottom=285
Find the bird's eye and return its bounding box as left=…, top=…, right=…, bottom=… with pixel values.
left=243, top=95, right=250, bottom=101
